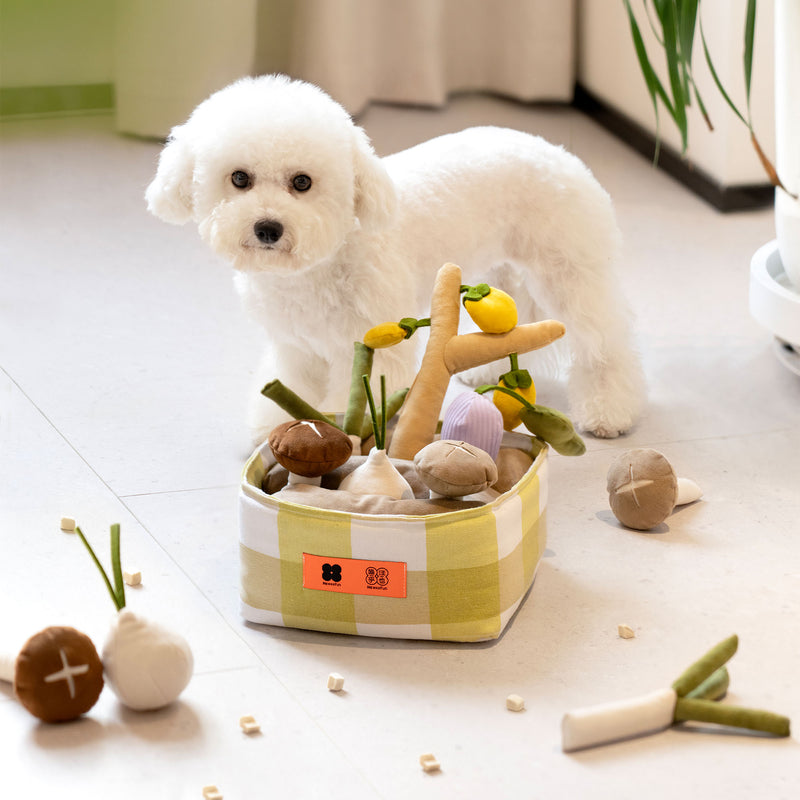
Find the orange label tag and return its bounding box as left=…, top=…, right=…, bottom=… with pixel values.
left=302, top=553, right=407, bottom=598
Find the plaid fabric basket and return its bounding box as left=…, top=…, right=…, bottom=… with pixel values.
left=239, top=433, right=548, bottom=642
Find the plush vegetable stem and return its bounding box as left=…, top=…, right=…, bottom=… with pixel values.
left=686, top=666, right=729, bottom=701
left=76, top=525, right=125, bottom=612
left=674, top=697, right=790, bottom=737
left=261, top=379, right=342, bottom=430
left=343, top=343, right=374, bottom=435
left=360, top=387, right=408, bottom=440
left=671, top=634, right=738, bottom=697
left=362, top=375, right=383, bottom=450
left=110, top=523, right=126, bottom=611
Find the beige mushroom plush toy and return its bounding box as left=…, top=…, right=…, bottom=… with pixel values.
left=607, top=448, right=702, bottom=530
left=414, top=439, right=499, bottom=500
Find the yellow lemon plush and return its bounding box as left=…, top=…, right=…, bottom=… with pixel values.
left=461, top=284, right=518, bottom=334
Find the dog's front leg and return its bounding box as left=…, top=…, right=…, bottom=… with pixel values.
left=246, top=342, right=333, bottom=446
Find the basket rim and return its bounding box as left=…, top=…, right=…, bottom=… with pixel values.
left=241, top=431, right=548, bottom=522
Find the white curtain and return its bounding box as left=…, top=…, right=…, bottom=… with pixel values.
left=115, top=0, right=576, bottom=137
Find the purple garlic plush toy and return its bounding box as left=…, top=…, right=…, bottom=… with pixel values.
left=441, top=392, right=504, bottom=460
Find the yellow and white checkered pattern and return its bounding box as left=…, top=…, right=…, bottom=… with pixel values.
left=239, top=436, right=548, bottom=642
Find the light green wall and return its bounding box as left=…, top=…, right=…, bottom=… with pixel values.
left=0, top=0, right=115, bottom=115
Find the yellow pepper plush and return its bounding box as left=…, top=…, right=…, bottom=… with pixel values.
left=461, top=284, right=518, bottom=334
left=492, top=354, right=536, bottom=430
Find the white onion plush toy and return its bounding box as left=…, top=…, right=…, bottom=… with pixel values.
left=76, top=524, right=193, bottom=711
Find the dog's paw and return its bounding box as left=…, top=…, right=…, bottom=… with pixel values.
left=568, top=360, right=646, bottom=439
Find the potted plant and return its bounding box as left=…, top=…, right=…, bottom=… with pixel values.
left=624, top=0, right=799, bottom=365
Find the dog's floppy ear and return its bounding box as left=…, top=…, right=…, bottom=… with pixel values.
left=145, top=125, right=196, bottom=224
left=352, top=127, right=396, bottom=231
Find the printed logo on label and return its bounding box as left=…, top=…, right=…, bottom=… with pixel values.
left=303, top=553, right=407, bottom=598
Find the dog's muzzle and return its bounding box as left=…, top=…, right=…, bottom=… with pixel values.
left=254, top=219, right=284, bottom=246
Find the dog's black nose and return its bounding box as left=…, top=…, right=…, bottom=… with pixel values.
left=254, top=219, right=284, bottom=245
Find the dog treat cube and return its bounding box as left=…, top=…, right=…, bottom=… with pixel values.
left=123, top=569, right=142, bottom=586
left=618, top=623, right=636, bottom=639
left=419, top=753, right=441, bottom=773
left=506, top=693, right=525, bottom=712
left=239, top=714, right=260, bottom=734
left=60, top=517, right=76, bottom=532
left=327, top=672, right=345, bottom=692
left=202, top=786, right=223, bottom=800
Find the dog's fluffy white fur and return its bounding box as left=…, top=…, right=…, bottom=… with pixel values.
left=146, top=74, right=645, bottom=443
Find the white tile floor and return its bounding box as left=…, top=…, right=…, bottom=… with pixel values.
left=1, top=95, right=799, bottom=799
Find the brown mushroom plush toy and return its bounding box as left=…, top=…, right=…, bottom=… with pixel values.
left=1, top=626, right=104, bottom=723
left=269, top=419, right=353, bottom=484
left=607, top=448, right=702, bottom=530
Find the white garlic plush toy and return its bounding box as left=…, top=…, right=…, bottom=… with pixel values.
left=77, top=524, right=193, bottom=711
left=102, top=609, right=193, bottom=711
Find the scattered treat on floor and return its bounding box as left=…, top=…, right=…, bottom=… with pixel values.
left=419, top=753, right=441, bottom=773
left=506, top=694, right=525, bottom=712
left=327, top=672, right=345, bottom=692
left=618, top=624, right=636, bottom=639
left=239, top=714, right=260, bottom=734
left=59, top=517, right=76, bottom=532
left=123, top=570, right=142, bottom=586
left=202, top=786, right=223, bottom=800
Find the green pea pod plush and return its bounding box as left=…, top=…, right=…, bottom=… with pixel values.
left=519, top=405, right=586, bottom=456
left=476, top=384, right=585, bottom=456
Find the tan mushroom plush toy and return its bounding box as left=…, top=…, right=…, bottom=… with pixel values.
left=607, top=448, right=702, bottom=530
left=414, top=439, right=499, bottom=500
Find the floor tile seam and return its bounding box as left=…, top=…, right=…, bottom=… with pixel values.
left=1, top=364, right=125, bottom=499
left=118, top=483, right=240, bottom=500
left=188, top=636, right=387, bottom=797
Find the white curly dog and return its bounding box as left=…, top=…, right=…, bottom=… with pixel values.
left=146, top=74, right=644, bottom=444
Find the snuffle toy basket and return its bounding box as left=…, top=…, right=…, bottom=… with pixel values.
left=239, top=432, right=548, bottom=643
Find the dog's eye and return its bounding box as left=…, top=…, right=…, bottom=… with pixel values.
left=231, top=170, right=251, bottom=189
left=292, top=174, right=312, bottom=192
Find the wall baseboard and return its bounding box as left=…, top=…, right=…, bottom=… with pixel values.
left=0, top=84, right=114, bottom=118
left=572, top=83, right=774, bottom=213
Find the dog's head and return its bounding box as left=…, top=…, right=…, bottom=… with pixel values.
left=145, top=75, right=396, bottom=274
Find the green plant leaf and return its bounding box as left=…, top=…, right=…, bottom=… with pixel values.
left=660, top=0, right=689, bottom=152
left=624, top=0, right=677, bottom=161
left=743, top=0, right=757, bottom=118
left=699, top=18, right=749, bottom=128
